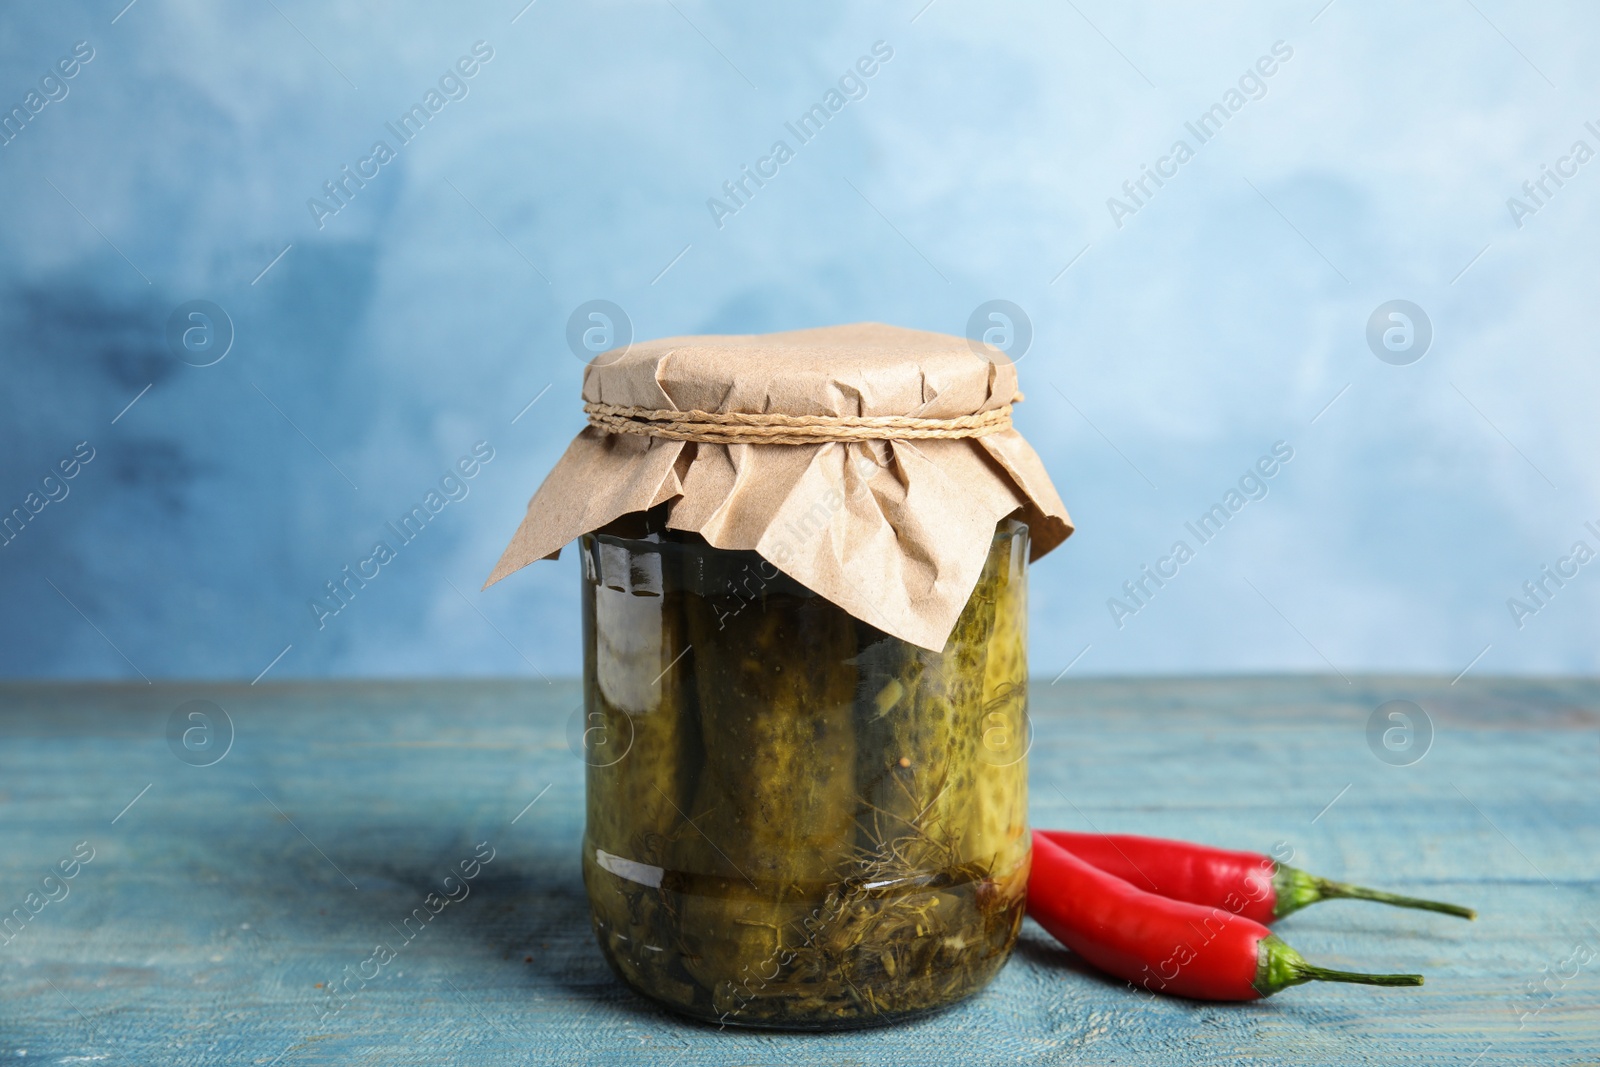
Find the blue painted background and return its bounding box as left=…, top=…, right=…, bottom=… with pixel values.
left=2, top=1, right=1596, bottom=681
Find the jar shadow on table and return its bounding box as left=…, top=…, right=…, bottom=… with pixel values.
left=341, top=835, right=692, bottom=1024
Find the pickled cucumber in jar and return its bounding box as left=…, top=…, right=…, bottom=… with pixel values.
left=581, top=518, right=1030, bottom=1029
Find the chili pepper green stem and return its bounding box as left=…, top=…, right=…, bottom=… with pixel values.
left=1253, top=935, right=1425, bottom=997
left=1272, top=864, right=1477, bottom=920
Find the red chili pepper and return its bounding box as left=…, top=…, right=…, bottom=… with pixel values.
left=1026, top=831, right=1425, bottom=1000
left=1040, top=829, right=1475, bottom=922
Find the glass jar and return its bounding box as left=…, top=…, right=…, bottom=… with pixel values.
left=578, top=510, right=1031, bottom=1030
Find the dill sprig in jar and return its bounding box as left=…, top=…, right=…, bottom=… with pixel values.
left=487, top=323, right=1072, bottom=1029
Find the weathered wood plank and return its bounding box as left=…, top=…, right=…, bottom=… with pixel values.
left=0, top=677, right=1594, bottom=1065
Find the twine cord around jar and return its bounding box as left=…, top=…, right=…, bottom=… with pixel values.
left=584, top=401, right=1014, bottom=445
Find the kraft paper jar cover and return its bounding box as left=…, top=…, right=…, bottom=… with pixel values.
left=485, top=322, right=1072, bottom=651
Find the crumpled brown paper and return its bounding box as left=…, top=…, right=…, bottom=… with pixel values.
left=485, top=322, right=1072, bottom=651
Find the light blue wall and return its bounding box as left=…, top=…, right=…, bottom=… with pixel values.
left=2, top=1, right=1595, bottom=681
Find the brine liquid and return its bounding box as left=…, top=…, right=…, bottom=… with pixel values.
left=579, top=514, right=1030, bottom=1029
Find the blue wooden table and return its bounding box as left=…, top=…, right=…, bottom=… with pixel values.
left=1, top=676, right=1595, bottom=1065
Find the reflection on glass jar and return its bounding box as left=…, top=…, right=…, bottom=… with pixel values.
left=579, top=510, right=1030, bottom=1029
